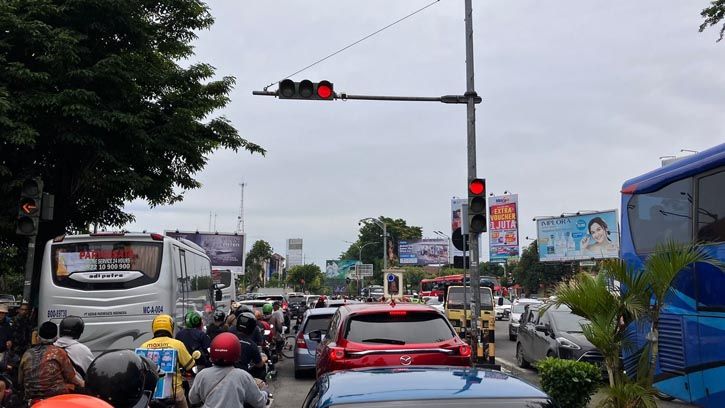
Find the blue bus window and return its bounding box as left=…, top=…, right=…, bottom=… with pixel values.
left=627, top=177, right=693, bottom=253
left=697, top=170, right=725, bottom=243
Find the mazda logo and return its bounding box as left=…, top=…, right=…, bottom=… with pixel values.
left=400, top=355, right=412, bottom=366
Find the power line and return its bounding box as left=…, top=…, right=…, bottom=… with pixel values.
left=263, top=0, right=442, bottom=91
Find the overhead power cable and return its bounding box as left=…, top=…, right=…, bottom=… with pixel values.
left=263, top=0, right=441, bottom=91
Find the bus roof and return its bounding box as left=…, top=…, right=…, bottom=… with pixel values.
left=622, top=143, right=725, bottom=194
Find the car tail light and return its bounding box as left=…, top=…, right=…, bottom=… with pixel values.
left=90, top=231, right=126, bottom=236
left=459, top=344, right=472, bottom=357
left=329, top=347, right=345, bottom=361
left=150, top=233, right=165, bottom=241
left=389, top=311, right=407, bottom=316
left=296, top=331, right=307, bottom=349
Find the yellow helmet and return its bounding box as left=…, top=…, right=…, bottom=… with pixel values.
left=151, top=314, right=174, bottom=336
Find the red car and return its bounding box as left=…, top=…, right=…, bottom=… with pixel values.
left=314, top=302, right=471, bottom=377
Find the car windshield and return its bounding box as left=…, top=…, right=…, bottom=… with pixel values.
left=552, top=311, right=589, bottom=333
left=447, top=287, right=493, bottom=309
left=512, top=302, right=541, bottom=314
left=304, top=315, right=333, bottom=334
left=345, top=312, right=455, bottom=344
left=288, top=296, right=305, bottom=304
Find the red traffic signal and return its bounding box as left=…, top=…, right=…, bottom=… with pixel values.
left=468, top=179, right=485, bottom=196
left=277, top=79, right=335, bottom=101
left=467, top=178, right=487, bottom=234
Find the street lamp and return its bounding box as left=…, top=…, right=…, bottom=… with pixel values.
left=359, top=217, right=388, bottom=270
left=433, top=231, right=452, bottom=265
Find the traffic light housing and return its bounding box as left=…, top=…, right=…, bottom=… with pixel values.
left=467, top=178, right=487, bottom=234
left=278, top=79, right=334, bottom=100
left=16, top=178, right=43, bottom=236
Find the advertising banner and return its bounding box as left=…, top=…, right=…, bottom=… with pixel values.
left=536, top=210, right=620, bottom=262
left=488, top=194, right=520, bottom=263
left=165, top=231, right=244, bottom=272
left=325, top=260, right=358, bottom=279
left=399, top=239, right=449, bottom=265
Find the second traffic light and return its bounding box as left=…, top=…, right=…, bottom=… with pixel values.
left=467, top=178, right=487, bottom=234
left=16, top=177, right=43, bottom=236
left=278, top=79, right=334, bottom=101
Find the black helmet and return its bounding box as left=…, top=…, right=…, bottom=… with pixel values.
left=237, top=304, right=253, bottom=315
left=86, top=350, right=159, bottom=408
left=59, top=316, right=84, bottom=339
left=213, top=309, right=226, bottom=322
left=236, top=311, right=257, bottom=335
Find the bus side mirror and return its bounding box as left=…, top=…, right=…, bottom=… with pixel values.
left=215, top=289, right=223, bottom=301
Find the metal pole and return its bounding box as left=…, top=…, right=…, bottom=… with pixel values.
left=382, top=221, right=388, bottom=270
left=22, top=236, right=36, bottom=303
left=464, top=0, right=482, bottom=363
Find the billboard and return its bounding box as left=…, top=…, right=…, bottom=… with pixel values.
left=536, top=210, right=620, bottom=262
left=488, top=194, right=519, bottom=262
left=287, top=238, right=303, bottom=268
left=165, top=231, right=244, bottom=272
left=325, top=260, right=358, bottom=279
left=399, top=239, right=449, bottom=265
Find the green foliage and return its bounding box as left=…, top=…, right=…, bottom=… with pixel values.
left=287, top=264, right=324, bottom=293
left=536, top=357, right=601, bottom=408
left=341, top=216, right=422, bottom=282
left=0, top=0, right=264, bottom=246
left=0, top=241, right=23, bottom=296
left=512, top=241, right=574, bottom=295
left=245, top=240, right=273, bottom=289
left=700, top=0, right=725, bottom=42
left=479, top=262, right=504, bottom=277
left=596, top=381, right=657, bottom=408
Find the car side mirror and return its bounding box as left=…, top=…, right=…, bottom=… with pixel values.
left=215, top=289, right=223, bottom=302
left=308, top=330, right=322, bottom=342
left=498, top=297, right=504, bottom=306
left=535, top=324, right=549, bottom=334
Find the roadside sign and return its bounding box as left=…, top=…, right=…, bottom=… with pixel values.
left=355, top=264, right=373, bottom=277
left=580, top=260, right=596, bottom=267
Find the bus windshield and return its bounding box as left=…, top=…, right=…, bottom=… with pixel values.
left=51, top=241, right=162, bottom=290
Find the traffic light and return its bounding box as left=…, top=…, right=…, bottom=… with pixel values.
left=16, top=178, right=43, bottom=236
left=278, top=79, right=335, bottom=100
left=467, top=178, right=487, bottom=234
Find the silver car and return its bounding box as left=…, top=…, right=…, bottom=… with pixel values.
left=508, top=299, right=543, bottom=341
left=293, top=307, right=337, bottom=378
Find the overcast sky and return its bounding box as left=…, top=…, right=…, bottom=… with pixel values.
left=123, top=0, right=725, bottom=269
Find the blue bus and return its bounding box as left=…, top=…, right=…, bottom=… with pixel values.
left=620, top=143, right=725, bottom=407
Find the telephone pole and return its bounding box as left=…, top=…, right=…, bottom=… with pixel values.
left=464, top=0, right=483, bottom=363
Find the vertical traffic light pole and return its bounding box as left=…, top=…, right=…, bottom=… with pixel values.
left=464, top=0, right=482, bottom=364
left=22, top=236, right=36, bottom=303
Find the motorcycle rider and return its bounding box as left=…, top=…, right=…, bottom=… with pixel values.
left=189, top=332, right=268, bottom=408
left=54, top=316, right=93, bottom=382
left=85, top=349, right=160, bottom=408
left=176, top=312, right=212, bottom=369
left=140, top=314, right=195, bottom=408
left=232, top=312, right=267, bottom=380
left=205, top=309, right=228, bottom=341
left=268, top=303, right=285, bottom=356
left=18, top=321, right=83, bottom=403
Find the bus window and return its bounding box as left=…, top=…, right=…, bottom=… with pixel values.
left=696, top=169, right=725, bottom=243
left=51, top=242, right=162, bottom=290
left=627, top=177, right=693, bottom=253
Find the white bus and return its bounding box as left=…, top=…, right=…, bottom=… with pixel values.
left=39, top=232, right=221, bottom=353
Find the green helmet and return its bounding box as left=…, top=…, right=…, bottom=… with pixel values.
left=262, top=303, right=273, bottom=315
left=185, top=311, right=202, bottom=328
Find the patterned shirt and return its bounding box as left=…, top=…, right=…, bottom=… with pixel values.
left=19, top=344, right=81, bottom=400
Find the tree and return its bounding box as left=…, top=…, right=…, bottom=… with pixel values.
left=512, top=240, right=574, bottom=295
left=700, top=0, right=725, bottom=42
left=341, top=216, right=422, bottom=282
left=245, top=240, right=272, bottom=290
left=286, top=264, right=324, bottom=293
left=0, top=0, right=264, bottom=293
left=480, top=262, right=504, bottom=278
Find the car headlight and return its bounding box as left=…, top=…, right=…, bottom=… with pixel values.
left=511, top=318, right=519, bottom=324
left=556, top=337, right=581, bottom=350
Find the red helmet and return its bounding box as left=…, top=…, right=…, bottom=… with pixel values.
left=210, top=332, right=241, bottom=366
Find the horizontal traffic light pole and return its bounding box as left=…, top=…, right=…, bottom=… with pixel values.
left=252, top=90, right=482, bottom=104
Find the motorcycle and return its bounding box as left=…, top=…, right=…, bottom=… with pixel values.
left=0, top=373, right=22, bottom=408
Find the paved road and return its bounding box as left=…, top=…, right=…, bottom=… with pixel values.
left=269, top=319, right=694, bottom=407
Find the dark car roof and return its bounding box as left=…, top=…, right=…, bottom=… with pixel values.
left=314, top=366, right=549, bottom=407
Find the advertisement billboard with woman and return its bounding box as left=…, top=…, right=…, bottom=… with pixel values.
left=535, top=210, right=619, bottom=262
